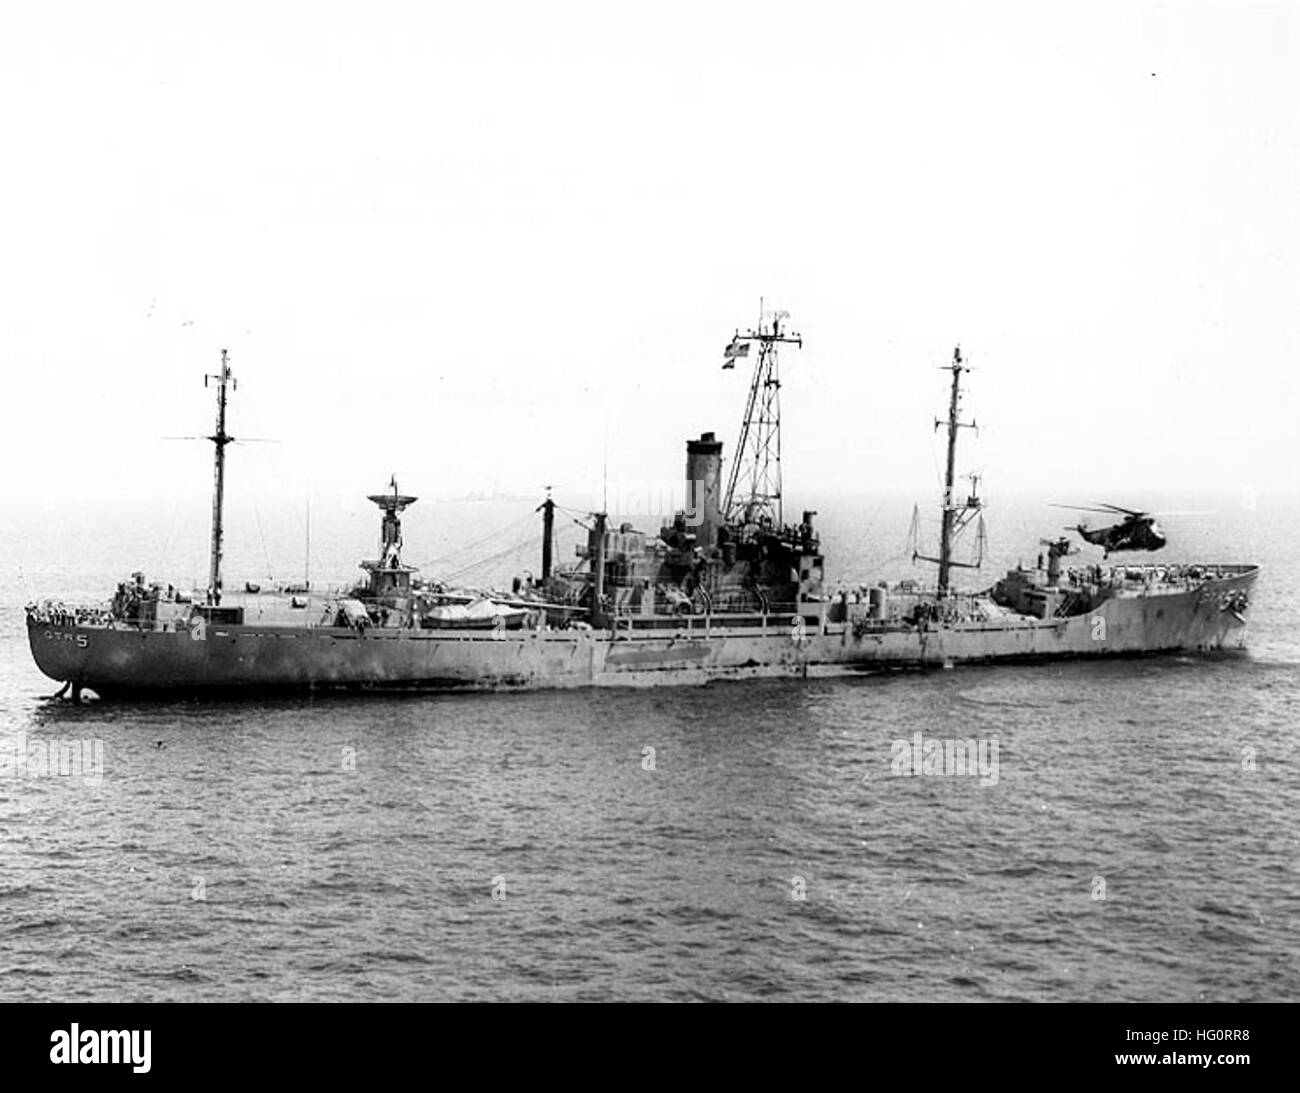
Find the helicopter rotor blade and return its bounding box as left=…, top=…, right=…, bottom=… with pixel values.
left=1049, top=503, right=1130, bottom=515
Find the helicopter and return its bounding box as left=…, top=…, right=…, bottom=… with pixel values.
left=1049, top=503, right=1169, bottom=557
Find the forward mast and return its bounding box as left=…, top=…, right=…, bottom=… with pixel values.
left=205, top=350, right=235, bottom=605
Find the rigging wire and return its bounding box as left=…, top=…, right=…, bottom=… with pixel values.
left=441, top=535, right=540, bottom=583
left=415, top=509, right=538, bottom=570
left=250, top=494, right=276, bottom=580
left=553, top=503, right=594, bottom=523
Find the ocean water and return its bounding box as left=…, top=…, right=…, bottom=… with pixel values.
left=1, top=495, right=1297, bottom=1002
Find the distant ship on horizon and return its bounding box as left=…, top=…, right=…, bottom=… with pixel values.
left=27, top=313, right=1258, bottom=700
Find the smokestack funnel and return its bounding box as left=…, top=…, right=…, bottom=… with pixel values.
left=686, top=432, right=723, bottom=550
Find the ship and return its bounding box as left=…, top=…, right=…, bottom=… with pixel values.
left=26, top=317, right=1258, bottom=700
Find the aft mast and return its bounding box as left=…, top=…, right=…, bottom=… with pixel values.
left=913, top=346, right=984, bottom=596
left=205, top=350, right=235, bottom=605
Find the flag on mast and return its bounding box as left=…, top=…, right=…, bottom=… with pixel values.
left=723, top=340, right=749, bottom=368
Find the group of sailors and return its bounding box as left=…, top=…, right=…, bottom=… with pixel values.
left=31, top=601, right=112, bottom=628
left=109, top=573, right=180, bottom=620
left=29, top=573, right=187, bottom=630
left=1063, top=563, right=1218, bottom=588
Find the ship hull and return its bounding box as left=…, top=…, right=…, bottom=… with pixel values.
left=28, top=567, right=1258, bottom=697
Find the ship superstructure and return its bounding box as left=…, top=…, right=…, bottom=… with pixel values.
left=532, top=310, right=823, bottom=630
left=26, top=318, right=1258, bottom=699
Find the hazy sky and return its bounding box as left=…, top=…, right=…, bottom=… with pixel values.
left=2, top=1, right=1297, bottom=523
